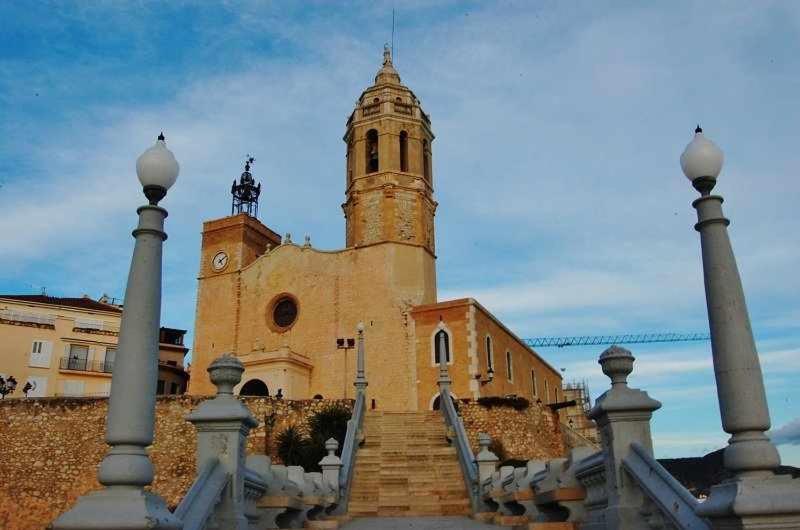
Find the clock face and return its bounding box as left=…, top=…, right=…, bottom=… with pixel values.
left=212, top=251, right=229, bottom=271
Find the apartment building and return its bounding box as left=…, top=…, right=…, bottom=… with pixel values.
left=0, top=294, right=189, bottom=398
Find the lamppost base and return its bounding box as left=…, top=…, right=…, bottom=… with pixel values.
left=697, top=474, right=800, bottom=529
left=51, top=486, right=182, bottom=530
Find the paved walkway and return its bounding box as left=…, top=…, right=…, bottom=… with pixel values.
left=341, top=516, right=507, bottom=529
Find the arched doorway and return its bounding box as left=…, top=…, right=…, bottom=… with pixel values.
left=240, top=379, right=269, bottom=396
left=431, top=392, right=460, bottom=412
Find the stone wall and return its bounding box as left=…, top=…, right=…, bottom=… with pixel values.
left=458, top=399, right=565, bottom=461
left=0, top=395, right=565, bottom=530
left=0, top=396, right=351, bottom=530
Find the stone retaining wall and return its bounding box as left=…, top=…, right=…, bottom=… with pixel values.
left=0, top=396, right=566, bottom=529
left=458, top=399, right=565, bottom=461
left=0, top=396, right=351, bottom=530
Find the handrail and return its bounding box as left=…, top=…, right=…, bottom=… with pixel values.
left=622, top=442, right=710, bottom=530
left=439, top=387, right=481, bottom=512
left=174, top=458, right=230, bottom=530
left=336, top=388, right=366, bottom=513
left=560, top=421, right=600, bottom=451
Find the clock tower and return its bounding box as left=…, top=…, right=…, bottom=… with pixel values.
left=189, top=162, right=281, bottom=394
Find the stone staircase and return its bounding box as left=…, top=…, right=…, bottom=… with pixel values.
left=347, top=411, right=472, bottom=517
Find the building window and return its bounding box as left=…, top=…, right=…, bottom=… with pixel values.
left=506, top=351, right=513, bottom=381
left=422, top=139, right=431, bottom=181
left=399, top=131, right=408, bottom=172
left=485, top=336, right=493, bottom=371
left=170, top=382, right=179, bottom=395
left=434, top=329, right=451, bottom=365
left=104, top=347, right=116, bottom=372
left=544, top=379, right=550, bottom=404
left=67, top=344, right=89, bottom=371
left=29, top=340, right=52, bottom=368
left=269, top=294, right=299, bottom=330
left=366, top=129, right=379, bottom=173
left=347, top=138, right=354, bottom=184
left=156, top=380, right=165, bottom=395
left=531, top=370, right=538, bottom=398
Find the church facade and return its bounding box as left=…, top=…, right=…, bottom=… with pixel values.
left=188, top=48, right=562, bottom=411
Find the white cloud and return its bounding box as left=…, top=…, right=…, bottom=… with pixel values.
left=770, top=417, right=800, bottom=446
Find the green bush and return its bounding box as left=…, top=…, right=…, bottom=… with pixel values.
left=308, top=404, right=351, bottom=451
left=276, top=425, right=311, bottom=467
left=276, top=404, right=352, bottom=472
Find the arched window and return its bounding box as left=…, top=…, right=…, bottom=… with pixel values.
left=434, top=329, right=451, bottom=365
left=485, top=336, right=494, bottom=372
left=544, top=379, right=550, bottom=404
left=240, top=379, right=269, bottom=396
left=399, top=131, right=408, bottom=172
left=422, top=139, right=430, bottom=181
left=347, top=139, right=354, bottom=184
left=506, top=351, right=513, bottom=381
left=530, top=370, right=538, bottom=398
left=366, top=129, right=379, bottom=173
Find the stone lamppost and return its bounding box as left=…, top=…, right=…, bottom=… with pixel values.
left=680, top=127, right=800, bottom=527
left=52, top=134, right=182, bottom=529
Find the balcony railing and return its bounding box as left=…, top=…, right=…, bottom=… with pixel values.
left=59, top=357, right=114, bottom=373
left=0, top=309, right=56, bottom=326
left=73, top=318, right=120, bottom=333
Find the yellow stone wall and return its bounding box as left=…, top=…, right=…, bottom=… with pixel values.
left=411, top=299, right=563, bottom=411
left=190, top=233, right=437, bottom=411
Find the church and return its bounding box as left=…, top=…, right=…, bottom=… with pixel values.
left=188, top=47, right=563, bottom=411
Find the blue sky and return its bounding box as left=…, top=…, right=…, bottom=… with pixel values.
left=1, top=1, right=798, bottom=464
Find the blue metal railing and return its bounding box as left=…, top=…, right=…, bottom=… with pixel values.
left=439, top=387, right=482, bottom=513
left=335, top=389, right=366, bottom=514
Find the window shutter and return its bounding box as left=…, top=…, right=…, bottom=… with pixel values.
left=29, top=340, right=52, bottom=368
left=26, top=376, right=47, bottom=397
left=62, top=380, right=84, bottom=396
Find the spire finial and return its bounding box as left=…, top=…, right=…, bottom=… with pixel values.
left=383, top=43, right=392, bottom=65
left=695, top=124, right=703, bottom=134
left=244, top=154, right=255, bottom=172
left=157, top=131, right=165, bottom=141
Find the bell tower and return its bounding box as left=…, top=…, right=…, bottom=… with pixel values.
left=342, top=45, right=437, bottom=255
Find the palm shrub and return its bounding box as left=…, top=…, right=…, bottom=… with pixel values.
left=308, top=404, right=351, bottom=452
left=303, top=404, right=351, bottom=471
left=276, top=405, right=352, bottom=471
left=276, top=425, right=310, bottom=467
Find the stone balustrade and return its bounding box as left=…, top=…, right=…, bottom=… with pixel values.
left=473, top=345, right=717, bottom=530
left=176, top=353, right=344, bottom=529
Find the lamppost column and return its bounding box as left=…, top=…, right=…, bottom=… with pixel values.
left=693, top=193, right=778, bottom=474
left=354, top=322, right=368, bottom=392
left=681, top=127, right=800, bottom=527
left=99, top=204, right=167, bottom=486
left=437, top=325, right=452, bottom=390
left=51, top=134, right=181, bottom=530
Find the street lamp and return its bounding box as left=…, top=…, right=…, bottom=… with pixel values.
left=681, top=126, right=800, bottom=524
left=53, top=134, right=182, bottom=529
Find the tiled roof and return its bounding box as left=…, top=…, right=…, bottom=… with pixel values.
left=0, top=294, right=122, bottom=313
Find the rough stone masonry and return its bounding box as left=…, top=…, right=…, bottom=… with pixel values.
left=0, top=396, right=564, bottom=530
